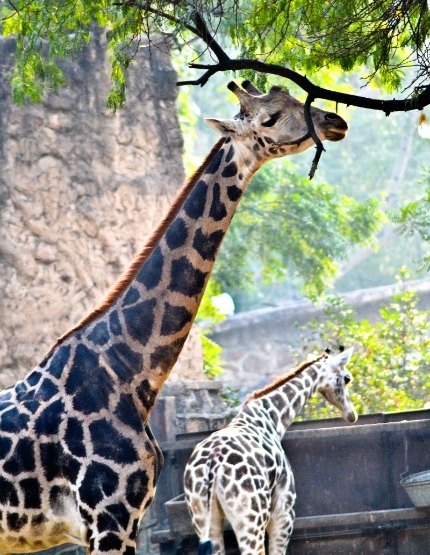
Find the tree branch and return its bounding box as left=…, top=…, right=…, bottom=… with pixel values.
left=173, top=10, right=430, bottom=177
left=177, top=57, right=430, bottom=114
left=304, top=95, right=325, bottom=179
left=1, top=0, right=34, bottom=21
left=192, top=12, right=230, bottom=64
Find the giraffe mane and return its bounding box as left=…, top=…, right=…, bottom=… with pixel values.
left=245, top=353, right=326, bottom=403
left=44, top=137, right=226, bottom=357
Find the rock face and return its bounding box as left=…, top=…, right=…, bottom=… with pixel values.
left=0, top=31, right=204, bottom=389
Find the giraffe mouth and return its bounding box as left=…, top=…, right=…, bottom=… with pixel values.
left=275, top=124, right=347, bottom=148
left=325, top=128, right=348, bottom=142
left=344, top=410, right=358, bottom=423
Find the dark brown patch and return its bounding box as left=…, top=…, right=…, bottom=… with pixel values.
left=225, top=144, right=235, bottom=162
left=221, top=161, right=238, bottom=178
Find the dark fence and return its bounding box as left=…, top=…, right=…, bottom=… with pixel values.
left=149, top=409, right=430, bottom=555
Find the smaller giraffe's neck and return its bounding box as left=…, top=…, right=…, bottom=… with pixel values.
left=244, top=358, right=325, bottom=438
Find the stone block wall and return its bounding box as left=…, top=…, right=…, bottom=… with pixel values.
left=0, top=31, right=204, bottom=388
left=151, top=381, right=228, bottom=440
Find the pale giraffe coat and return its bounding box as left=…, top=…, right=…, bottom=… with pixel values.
left=184, top=348, right=357, bottom=555
left=0, top=81, right=347, bottom=555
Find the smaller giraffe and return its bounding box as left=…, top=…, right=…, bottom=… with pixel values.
left=184, top=348, right=357, bottom=555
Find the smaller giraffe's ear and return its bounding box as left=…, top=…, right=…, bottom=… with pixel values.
left=205, top=118, right=237, bottom=136
left=330, top=346, right=353, bottom=367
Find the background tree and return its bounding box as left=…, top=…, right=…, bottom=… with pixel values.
left=174, top=67, right=429, bottom=311
left=211, top=158, right=382, bottom=304
left=2, top=0, right=429, bottom=304
left=393, top=166, right=430, bottom=270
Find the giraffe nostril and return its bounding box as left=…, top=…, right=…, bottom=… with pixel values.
left=324, top=112, right=348, bottom=131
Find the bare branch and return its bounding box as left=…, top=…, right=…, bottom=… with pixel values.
left=304, top=95, right=325, bottom=179
left=1, top=0, right=34, bottom=21
left=177, top=58, right=430, bottom=114
left=192, top=12, right=230, bottom=64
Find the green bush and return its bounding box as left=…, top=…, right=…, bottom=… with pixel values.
left=297, top=269, right=430, bottom=419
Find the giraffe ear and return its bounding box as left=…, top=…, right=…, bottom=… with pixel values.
left=330, top=347, right=354, bottom=367
left=205, top=118, right=237, bottom=135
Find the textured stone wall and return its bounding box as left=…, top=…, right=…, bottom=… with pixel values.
left=151, top=381, right=229, bottom=440
left=0, top=31, right=204, bottom=389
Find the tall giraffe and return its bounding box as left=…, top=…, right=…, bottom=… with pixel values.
left=184, top=348, right=357, bottom=555
left=0, top=81, right=348, bottom=555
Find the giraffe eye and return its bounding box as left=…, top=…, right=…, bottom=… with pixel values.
left=344, top=375, right=351, bottom=385
left=262, top=111, right=281, bottom=127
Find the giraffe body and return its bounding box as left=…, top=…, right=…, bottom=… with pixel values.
left=184, top=349, right=357, bottom=555
left=0, top=81, right=347, bottom=555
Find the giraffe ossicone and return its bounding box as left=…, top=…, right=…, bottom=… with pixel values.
left=184, top=348, right=357, bottom=555
left=0, top=82, right=347, bottom=555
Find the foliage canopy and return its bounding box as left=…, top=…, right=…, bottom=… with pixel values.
left=392, top=167, right=430, bottom=271
left=212, top=158, right=383, bottom=301
left=1, top=1, right=430, bottom=108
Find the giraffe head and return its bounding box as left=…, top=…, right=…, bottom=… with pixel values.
left=205, top=80, right=348, bottom=161
left=317, top=347, right=357, bottom=423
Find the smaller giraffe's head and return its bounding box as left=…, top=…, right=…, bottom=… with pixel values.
left=205, top=80, right=348, bottom=161
left=317, top=347, right=357, bottom=423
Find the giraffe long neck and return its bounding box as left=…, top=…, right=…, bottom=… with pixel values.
left=243, top=363, right=323, bottom=439
left=41, top=137, right=259, bottom=420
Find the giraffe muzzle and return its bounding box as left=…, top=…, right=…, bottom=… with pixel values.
left=344, top=408, right=358, bottom=423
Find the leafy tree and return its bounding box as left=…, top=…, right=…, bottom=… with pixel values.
left=1, top=0, right=430, bottom=114
left=392, top=166, right=430, bottom=270
left=297, top=269, right=430, bottom=419
left=175, top=65, right=430, bottom=310
left=236, top=0, right=430, bottom=92
left=211, top=157, right=383, bottom=302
